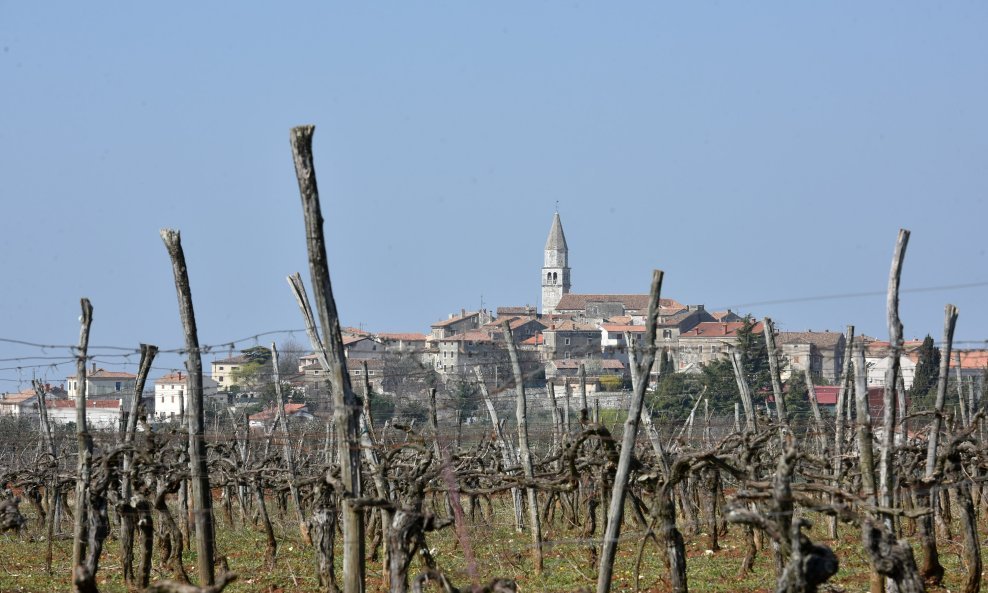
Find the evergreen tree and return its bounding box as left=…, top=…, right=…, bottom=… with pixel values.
left=910, top=334, right=940, bottom=409
left=735, top=316, right=773, bottom=397
left=783, top=372, right=813, bottom=427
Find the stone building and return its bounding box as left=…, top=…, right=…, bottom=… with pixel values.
left=775, top=331, right=846, bottom=383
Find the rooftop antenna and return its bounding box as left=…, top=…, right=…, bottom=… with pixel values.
left=555, top=200, right=559, bottom=213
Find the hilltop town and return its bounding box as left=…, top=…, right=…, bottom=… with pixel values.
left=3, top=213, right=986, bottom=429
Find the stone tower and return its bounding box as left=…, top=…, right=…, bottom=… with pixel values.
left=541, top=212, right=571, bottom=313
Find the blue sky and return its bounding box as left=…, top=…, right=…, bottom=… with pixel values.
left=1, top=3, right=987, bottom=385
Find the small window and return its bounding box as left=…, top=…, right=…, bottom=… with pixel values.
left=564, top=338, right=571, bottom=346
left=369, top=371, right=375, bottom=376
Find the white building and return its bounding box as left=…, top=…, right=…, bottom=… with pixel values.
left=47, top=399, right=123, bottom=429
left=0, top=389, right=38, bottom=418
left=66, top=365, right=137, bottom=400
left=153, top=371, right=222, bottom=420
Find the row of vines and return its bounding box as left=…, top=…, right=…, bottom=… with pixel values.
left=1, top=126, right=985, bottom=593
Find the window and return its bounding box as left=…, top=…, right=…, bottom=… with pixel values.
left=564, top=338, right=571, bottom=346
left=663, top=330, right=672, bottom=340
left=587, top=338, right=593, bottom=345
left=218, top=376, right=224, bottom=382
left=115, top=381, right=122, bottom=391
left=219, top=366, right=224, bottom=371
left=369, top=371, right=375, bottom=376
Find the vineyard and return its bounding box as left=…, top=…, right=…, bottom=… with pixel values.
left=1, top=126, right=986, bottom=593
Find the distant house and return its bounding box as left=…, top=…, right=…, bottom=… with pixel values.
left=776, top=331, right=846, bottom=383
left=248, top=403, right=312, bottom=429
left=546, top=359, right=626, bottom=394
left=0, top=389, right=38, bottom=418
left=342, top=335, right=384, bottom=360
left=553, top=294, right=683, bottom=320
left=542, top=320, right=602, bottom=362
left=429, top=310, right=493, bottom=341
left=66, top=364, right=136, bottom=400
left=859, top=338, right=923, bottom=390
left=47, top=399, right=123, bottom=429
left=811, top=385, right=907, bottom=423
left=377, top=333, right=429, bottom=354
left=678, top=321, right=764, bottom=371
left=153, top=371, right=222, bottom=420
left=211, top=355, right=273, bottom=393
left=211, top=355, right=249, bottom=392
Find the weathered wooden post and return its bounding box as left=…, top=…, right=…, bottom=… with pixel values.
left=289, top=124, right=365, bottom=593
left=763, top=317, right=789, bottom=429
left=829, top=325, right=854, bottom=539
left=161, top=228, right=217, bottom=587
left=72, top=299, right=94, bottom=593
left=270, top=343, right=310, bottom=545
left=121, top=344, right=157, bottom=586
left=502, top=321, right=543, bottom=573
left=597, top=270, right=663, bottom=593
left=917, top=304, right=958, bottom=585
left=879, top=229, right=908, bottom=537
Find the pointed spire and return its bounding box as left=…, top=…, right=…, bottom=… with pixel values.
left=545, top=212, right=568, bottom=251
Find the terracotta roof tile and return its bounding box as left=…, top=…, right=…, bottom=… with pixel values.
left=431, top=312, right=480, bottom=328
left=50, top=399, right=121, bottom=409
left=680, top=321, right=764, bottom=338
left=554, top=294, right=682, bottom=312
left=377, top=333, right=428, bottom=342
left=67, top=369, right=136, bottom=380
left=776, top=331, right=844, bottom=348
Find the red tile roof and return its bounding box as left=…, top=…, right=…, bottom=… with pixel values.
left=212, top=355, right=249, bottom=365
left=0, top=390, right=37, bottom=404
left=777, top=331, right=844, bottom=349
left=67, top=369, right=137, bottom=380
left=249, top=403, right=309, bottom=422
left=377, top=333, right=428, bottom=342
left=957, top=350, right=988, bottom=369
left=154, top=372, right=188, bottom=383
left=554, top=294, right=682, bottom=312
left=680, top=321, right=764, bottom=338
left=520, top=334, right=544, bottom=346
left=545, top=321, right=599, bottom=332
left=50, top=399, right=121, bottom=409
left=431, top=312, right=480, bottom=328
left=438, top=331, right=494, bottom=343
left=601, top=324, right=646, bottom=333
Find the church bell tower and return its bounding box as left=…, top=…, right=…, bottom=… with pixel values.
left=541, top=212, right=571, bottom=313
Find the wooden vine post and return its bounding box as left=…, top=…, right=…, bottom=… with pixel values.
left=270, top=343, right=310, bottom=545
left=763, top=317, right=789, bottom=429
left=597, top=270, right=663, bottom=593
left=161, top=228, right=217, bottom=587
left=289, top=125, right=365, bottom=593
left=72, top=298, right=94, bottom=592
left=829, top=325, right=854, bottom=539
left=502, top=320, right=543, bottom=573
left=121, top=343, right=157, bottom=586
left=879, top=229, right=909, bottom=536
left=918, top=304, right=958, bottom=585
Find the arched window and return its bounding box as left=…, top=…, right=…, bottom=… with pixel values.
left=552, top=272, right=558, bottom=284
left=546, top=272, right=552, bottom=284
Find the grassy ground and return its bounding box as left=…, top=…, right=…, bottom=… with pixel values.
left=0, top=498, right=975, bottom=592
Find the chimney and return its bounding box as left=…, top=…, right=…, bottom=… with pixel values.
left=461, top=308, right=466, bottom=318
left=91, top=362, right=96, bottom=374
left=178, top=371, right=183, bottom=380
